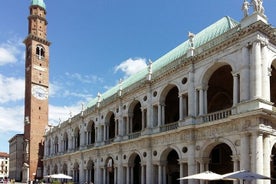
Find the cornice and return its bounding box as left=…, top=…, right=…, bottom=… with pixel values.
left=23, top=34, right=51, bottom=46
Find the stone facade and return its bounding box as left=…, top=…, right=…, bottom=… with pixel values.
left=8, top=134, right=24, bottom=181
left=43, top=3, right=276, bottom=184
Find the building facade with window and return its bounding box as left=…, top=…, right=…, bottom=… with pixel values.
left=8, top=134, right=24, bottom=182
left=43, top=2, right=276, bottom=184
left=0, top=152, right=9, bottom=180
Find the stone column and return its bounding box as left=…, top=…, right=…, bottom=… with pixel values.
left=158, top=164, right=162, bottom=184
left=179, top=94, right=184, bottom=120
left=188, top=69, right=195, bottom=117
left=240, top=46, right=250, bottom=101
left=199, top=88, right=204, bottom=116
left=117, top=154, right=123, bottom=184
left=141, top=108, right=145, bottom=130
left=103, top=167, right=106, bottom=184
left=252, top=131, right=264, bottom=184
left=233, top=73, right=239, bottom=106
left=261, top=44, right=270, bottom=101
left=126, top=166, right=130, bottom=184
left=263, top=135, right=271, bottom=181
left=162, top=166, right=166, bottom=184
left=240, top=132, right=250, bottom=170
left=251, top=41, right=262, bottom=99
left=130, top=166, right=134, bottom=184
left=95, top=158, right=101, bottom=184
left=158, top=104, right=162, bottom=126
left=80, top=160, right=85, bottom=184
left=141, top=165, right=145, bottom=184
left=188, top=144, right=196, bottom=184
left=161, top=104, right=165, bottom=125
left=146, top=150, right=153, bottom=184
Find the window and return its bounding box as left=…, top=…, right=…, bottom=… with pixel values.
left=36, top=45, right=45, bottom=59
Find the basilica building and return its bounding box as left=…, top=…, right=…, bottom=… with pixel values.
left=40, top=1, right=276, bottom=184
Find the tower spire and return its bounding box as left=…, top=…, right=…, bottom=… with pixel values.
left=31, top=0, right=46, bottom=10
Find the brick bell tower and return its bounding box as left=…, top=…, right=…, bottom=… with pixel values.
left=23, top=0, right=50, bottom=182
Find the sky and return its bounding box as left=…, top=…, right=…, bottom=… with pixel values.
left=0, top=0, right=275, bottom=153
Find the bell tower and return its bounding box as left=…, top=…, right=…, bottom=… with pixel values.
left=23, top=0, right=50, bottom=182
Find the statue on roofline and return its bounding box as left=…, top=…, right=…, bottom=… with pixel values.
left=242, top=0, right=265, bottom=18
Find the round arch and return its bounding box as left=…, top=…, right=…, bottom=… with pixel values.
left=105, top=111, right=115, bottom=122
left=200, top=138, right=237, bottom=158
left=128, top=100, right=143, bottom=133
left=128, top=151, right=143, bottom=164
left=159, top=147, right=181, bottom=184
left=128, top=152, right=142, bottom=184
left=159, top=84, right=180, bottom=103
left=159, top=146, right=182, bottom=161
left=199, top=61, right=234, bottom=87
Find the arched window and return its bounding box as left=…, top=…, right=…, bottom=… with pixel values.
left=36, top=45, right=45, bottom=59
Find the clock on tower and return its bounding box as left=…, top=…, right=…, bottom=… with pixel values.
left=22, top=0, right=50, bottom=182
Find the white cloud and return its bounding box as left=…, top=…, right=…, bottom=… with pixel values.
left=0, top=105, right=24, bottom=133
left=49, top=103, right=85, bottom=126
left=0, top=47, right=17, bottom=65
left=0, top=37, right=24, bottom=65
left=114, top=58, right=147, bottom=77
left=65, top=72, right=104, bottom=84
left=0, top=74, right=25, bottom=104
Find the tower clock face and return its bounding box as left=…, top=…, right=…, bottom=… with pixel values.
left=32, top=85, right=48, bottom=100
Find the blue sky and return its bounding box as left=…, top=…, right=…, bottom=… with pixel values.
left=0, top=0, right=275, bottom=153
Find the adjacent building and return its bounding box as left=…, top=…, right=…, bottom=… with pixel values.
left=19, top=0, right=276, bottom=184
left=0, top=152, right=9, bottom=180
left=8, top=134, right=24, bottom=181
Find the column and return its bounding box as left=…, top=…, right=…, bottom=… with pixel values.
left=95, top=158, right=101, bottom=184
left=104, top=124, right=107, bottom=141
left=147, top=86, right=153, bottom=129
left=262, top=45, right=270, bottom=101
left=188, top=144, right=196, bottom=184
left=162, top=166, right=166, bottom=184
left=146, top=150, right=153, bottom=184
left=141, top=165, right=145, bottom=184
left=126, top=166, right=130, bottom=184
left=158, top=104, right=162, bottom=126
left=183, top=96, right=188, bottom=117
left=231, top=155, right=239, bottom=184
left=251, top=41, right=262, bottom=99
left=161, top=105, right=165, bottom=125
left=131, top=166, right=134, bottom=184
left=179, top=94, right=184, bottom=120
left=141, top=108, right=145, bottom=130
left=179, top=162, right=184, bottom=184
left=103, top=168, right=106, bottom=184
left=188, top=69, right=195, bottom=117
left=240, top=133, right=250, bottom=170
left=199, top=88, right=204, bottom=116
left=80, top=160, right=85, bottom=184
left=263, top=135, right=271, bottom=182
left=126, top=117, right=129, bottom=135
left=158, top=165, right=162, bottom=184
left=106, top=124, right=109, bottom=140
left=117, top=155, right=123, bottom=184
left=204, top=88, right=207, bottom=114
left=240, top=46, right=250, bottom=101
left=233, top=73, right=239, bottom=106
left=252, top=132, right=264, bottom=184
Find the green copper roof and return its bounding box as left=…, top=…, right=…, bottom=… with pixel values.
left=31, top=0, right=46, bottom=9
left=87, top=16, right=239, bottom=108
